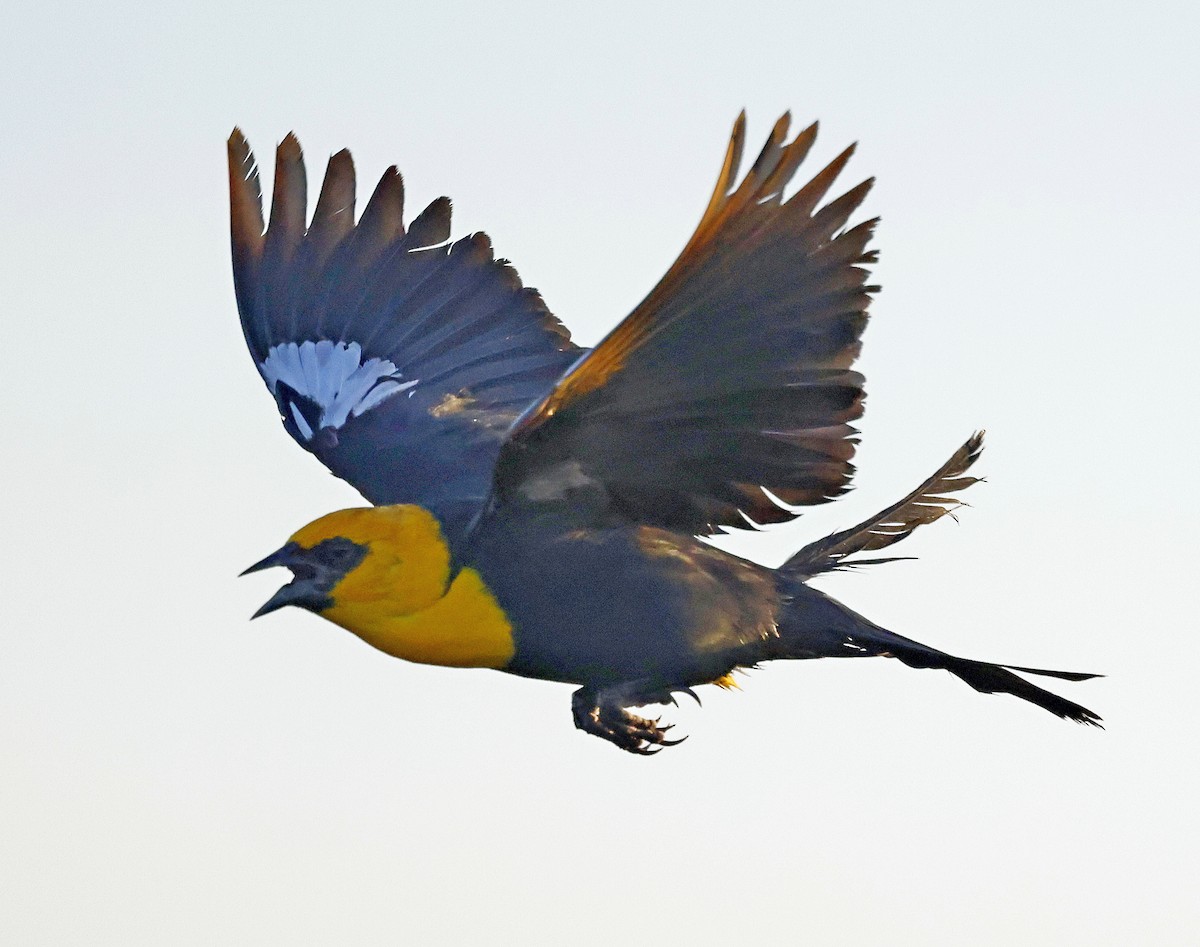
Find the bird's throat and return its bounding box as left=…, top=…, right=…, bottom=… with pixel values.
left=323, top=566, right=515, bottom=669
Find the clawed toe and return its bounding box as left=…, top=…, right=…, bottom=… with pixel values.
left=609, top=712, right=687, bottom=754
left=572, top=686, right=691, bottom=755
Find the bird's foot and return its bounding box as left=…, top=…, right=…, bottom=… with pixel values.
left=571, top=683, right=688, bottom=755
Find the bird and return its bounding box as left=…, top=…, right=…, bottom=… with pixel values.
left=228, top=113, right=1101, bottom=754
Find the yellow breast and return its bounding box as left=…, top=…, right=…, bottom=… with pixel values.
left=323, top=565, right=515, bottom=669
left=287, top=504, right=515, bottom=669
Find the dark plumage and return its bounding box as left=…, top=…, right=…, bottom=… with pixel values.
left=230, top=114, right=1100, bottom=754
left=228, top=130, right=582, bottom=540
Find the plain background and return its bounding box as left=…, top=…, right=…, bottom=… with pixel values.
left=3, top=1, right=1198, bottom=943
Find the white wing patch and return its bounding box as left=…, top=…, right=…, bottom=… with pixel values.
left=260, top=340, right=418, bottom=440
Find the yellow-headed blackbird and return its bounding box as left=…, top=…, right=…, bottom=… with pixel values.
left=231, top=114, right=1100, bottom=753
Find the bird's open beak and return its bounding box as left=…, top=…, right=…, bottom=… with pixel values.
left=240, top=543, right=299, bottom=577
left=240, top=543, right=324, bottom=619
left=249, top=583, right=307, bottom=620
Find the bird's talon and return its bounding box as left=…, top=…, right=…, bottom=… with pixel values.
left=571, top=684, right=690, bottom=754
left=675, top=686, right=702, bottom=707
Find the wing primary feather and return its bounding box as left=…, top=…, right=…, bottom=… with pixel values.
left=263, top=134, right=307, bottom=342
left=806, top=178, right=876, bottom=241
left=355, top=166, right=406, bottom=253
left=316, top=167, right=407, bottom=346
left=227, top=128, right=265, bottom=260
left=227, top=128, right=267, bottom=359
left=742, top=111, right=791, bottom=196
left=266, top=134, right=307, bottom=254
left=405, top=196, right=454, bottom=248
left=307, top=149, right=357, bottom=340
left=701, top=112, right=790, bottom=238
left=760, top=122, right=819, bottom=205
left=309, top=148, right=357, bottom=258
left=692, top=109, right=747, bottom=241
left=785, top=143, right=857, bottom=218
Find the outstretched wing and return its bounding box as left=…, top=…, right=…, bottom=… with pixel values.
left=493, top=113, right=877, bottom=534
left=228, top=130, right=583, bottom=540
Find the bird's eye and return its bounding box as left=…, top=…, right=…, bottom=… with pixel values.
left=314, top=539, right=359, bottom=567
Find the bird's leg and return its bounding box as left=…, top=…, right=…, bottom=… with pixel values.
left=571, top=682, right=688, bottom=755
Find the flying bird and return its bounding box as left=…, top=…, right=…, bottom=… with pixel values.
left=229, top=114, right=1100, bottom=754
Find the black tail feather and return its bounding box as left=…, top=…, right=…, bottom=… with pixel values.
left=876, top=635, right=1104, bottom=725
left=1001, top=664, right=1103, bottom=683
left=927, top=656, right=1104, bottom=727
left=773, top=586, right=1103, bottom=727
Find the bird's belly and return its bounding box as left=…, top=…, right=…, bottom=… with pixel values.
left=473, top=523, right=780, bottom=687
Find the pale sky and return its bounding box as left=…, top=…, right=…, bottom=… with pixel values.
left=3, top=1, right=1198, bottom=944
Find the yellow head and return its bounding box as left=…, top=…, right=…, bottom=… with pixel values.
left=242, top=504, right=514, bottom=668
left=243, top=505, right=452, bottom=622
